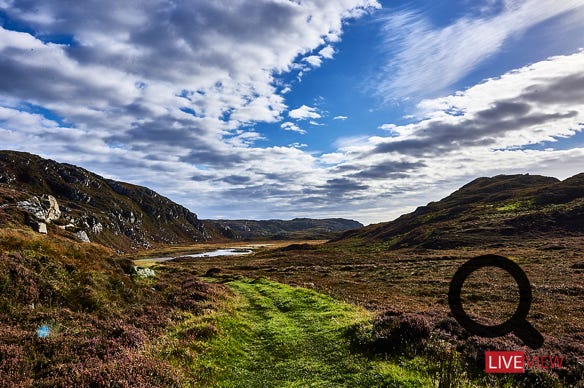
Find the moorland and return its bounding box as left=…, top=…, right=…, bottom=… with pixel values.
left=1, top=151, right=583, bottom=387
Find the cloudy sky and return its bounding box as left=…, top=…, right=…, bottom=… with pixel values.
left=1, top=0, right=584, bottom=224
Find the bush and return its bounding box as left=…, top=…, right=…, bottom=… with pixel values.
left=371, top=311, right=431, bottom=354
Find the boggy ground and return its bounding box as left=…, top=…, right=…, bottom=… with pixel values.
left=165, top=236, right=584, bottom=385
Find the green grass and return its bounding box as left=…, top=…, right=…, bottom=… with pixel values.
left=162, top=278, right=433, bottom=387
left=495, top=199, right=534, bottom=213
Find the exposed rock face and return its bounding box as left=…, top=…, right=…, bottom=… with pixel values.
left=17, top=194, right=61, bottom=223
left=42, top=195, right=61, bottom=222
left=37, top=222, right=48, bottom=234
left=16, top=194, right=61, bottom=235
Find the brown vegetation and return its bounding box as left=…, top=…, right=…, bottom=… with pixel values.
left=174, top=237, right=584, bottom=385
left=0, top=228, right=229, bottom=387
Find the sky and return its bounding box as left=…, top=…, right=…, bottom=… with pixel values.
left=1, top=0, right=584, bottom=225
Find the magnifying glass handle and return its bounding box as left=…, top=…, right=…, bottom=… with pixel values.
left=515, top=321, right=544, bottom=350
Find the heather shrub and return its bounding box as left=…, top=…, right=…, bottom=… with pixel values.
left=0, top=227, right=231, bottom=387
left=371, top=311, right=431, bottom=354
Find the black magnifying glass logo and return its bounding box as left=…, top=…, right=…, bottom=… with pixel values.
left=448, top=254, right=544, bottom=349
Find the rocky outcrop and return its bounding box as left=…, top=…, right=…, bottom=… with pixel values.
left=76, top=230, right=91, bottom=243
left=17, top=194, right=61, bottom=234
left=17, top=194, right=61, bottom=223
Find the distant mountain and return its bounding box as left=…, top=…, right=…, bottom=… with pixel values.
left=0, top=150, right=230, bottom=251
left=334, top=174, right=584, bottom=249
left=210, top=218, right=364, bottom=240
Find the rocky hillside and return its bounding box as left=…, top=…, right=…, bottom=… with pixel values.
left=0, top=150, right=230, bottom=251
left=335, top=173, right=584, bottom=249
left=210, top=218, right=364, bottom=240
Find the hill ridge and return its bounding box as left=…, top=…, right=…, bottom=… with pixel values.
left=0, top=150, right=229, bottom=251
left=334, top=173, right=584, bottom=249
left=0, top=150, right=364, bottom=249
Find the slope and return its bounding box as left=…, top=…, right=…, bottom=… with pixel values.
left=335, top=173, right=584, bottom=249
left=0, top=150, right=230, bottom=251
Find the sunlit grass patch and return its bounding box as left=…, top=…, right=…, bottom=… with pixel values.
left=161, top=277, right=433, bottom=387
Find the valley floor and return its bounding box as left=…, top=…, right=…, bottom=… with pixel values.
left=2, top=230, right=583, bottom=387
left=165, top=277, right=432, bottom=387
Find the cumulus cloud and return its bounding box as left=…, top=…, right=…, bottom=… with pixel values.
left=0, top=0, right=381, bottom=218
left=281, top=121, right=306, bottom=134
left=2, top=1, right=584, bottom=224
left=0, top=0, right=379, bottom=136
left=319, top=45, right=335, bottom=59
left=322, top=51, right=584, bottom=221
left=377, top=0, right=584, bottom=99
left=288, top=104, right=321, bottom=120
left=303, top=55, right=322, bottom=67
left=333, top=115, right=348, bottom=120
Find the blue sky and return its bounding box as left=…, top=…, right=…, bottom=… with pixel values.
left=1, top=0, right=584, bottom=224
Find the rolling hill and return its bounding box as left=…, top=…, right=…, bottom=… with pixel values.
left=0, top=150, right=233, bottom=251
left=210, top=218, right=363, bottom=240
left=335, top=173, right=584, bottom=249
left=0, top=151, right=363, bottom=251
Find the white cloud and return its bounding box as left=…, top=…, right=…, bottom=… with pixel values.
left=309, top=120, right=324, bottom=126
left=289, top=105, right=322, bottom=120
left=319, top=45, right=335, bottom=59
left=377, top=0, right=584, bottom=99
left=289, top=142, right=308, bottom=148
left=322, top=50, right=584, bottom=222
left=378, top=123, right=396, bottom=131
left=281, top=121, right=307, bottom=134
left=333, top=115, right=348, bottom=120
left=304, top=55, right=322, bottom=67
left=0, top=0, right=384, bottom=221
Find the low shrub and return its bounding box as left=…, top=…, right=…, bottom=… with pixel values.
left=371, top=311, right=431, bottom=354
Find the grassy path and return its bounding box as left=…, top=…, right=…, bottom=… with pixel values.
left=172, top=278, right=430, bottom=387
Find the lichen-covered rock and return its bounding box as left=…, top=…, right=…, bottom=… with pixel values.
left=41, top=195, right=61, bottom=221
left=17, top=197, right=45, bottom=221
left=133, top=266, right=155, bottom=277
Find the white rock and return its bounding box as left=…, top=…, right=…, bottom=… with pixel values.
left=17, top=195, right=61, bottom=222
left=76, top=230, right=90, bottom=242
left=41, top=195, right=61, bottom=222
left=91, top=222, right=103, bottom=234
left=38, top=222, right=47, bottom=234
left=17, top=197, right=45, bottom=220
left=133, top=266, right=155, bottom=277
